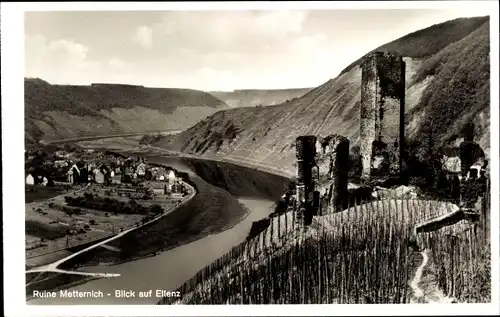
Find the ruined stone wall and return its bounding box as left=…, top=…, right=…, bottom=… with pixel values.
left=327, top=136, right=350, bottom=211
left=360, top=52, right=405, bottom=179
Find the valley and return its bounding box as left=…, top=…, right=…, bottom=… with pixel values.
left=22, top=14, right=492, bottom=306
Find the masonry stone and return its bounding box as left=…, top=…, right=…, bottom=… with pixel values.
left=326, top=135, right=350, bottom=211
left=360, top=51, right=406, bottom=180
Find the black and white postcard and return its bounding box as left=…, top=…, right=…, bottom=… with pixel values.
left=2, top=1, right=499, bottom=316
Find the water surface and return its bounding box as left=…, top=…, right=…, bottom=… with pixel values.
left=28, top=156, right=277, bottom=305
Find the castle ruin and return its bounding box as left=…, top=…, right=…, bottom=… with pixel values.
left=325, top=135, right=350, bottom=212
left=295, top=135, right=317, bottom=226
left=360, top=51, right=406, bottom=180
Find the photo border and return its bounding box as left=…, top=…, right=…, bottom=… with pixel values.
left=2, top=1, right=499, bottom=316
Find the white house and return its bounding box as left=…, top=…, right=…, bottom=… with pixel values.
left=168, top=171, right=176, bottom=183
left=26, top=174, right=35, bottom=185
left=136, top=162, right=147, bottom=176
left=94, top=169, right=105, bottom=184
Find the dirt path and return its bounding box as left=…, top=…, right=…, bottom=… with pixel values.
left=409, top=249, right=458, bottom=303
left=410, top=250, right=429, bottom=300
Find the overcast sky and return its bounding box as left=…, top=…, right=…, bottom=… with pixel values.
left=24, top=8, right=490, bottom=91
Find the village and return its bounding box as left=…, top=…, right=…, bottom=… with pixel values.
left=25, top=146, right=192, bottom=268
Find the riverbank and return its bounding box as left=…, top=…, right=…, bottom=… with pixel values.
left=27, top=154, right=288, bottom=304
left=28, top=197, right=277, bottom=305
left=69, top=197, right=253, bottom=270
left=27, top=173, right=250, bottom=299
left=26, top=182, right=197, bottom=298
left=25, top=140, right=292, bottom=303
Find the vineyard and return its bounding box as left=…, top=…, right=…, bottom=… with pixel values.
left=158, top=187, right=491, bottom=304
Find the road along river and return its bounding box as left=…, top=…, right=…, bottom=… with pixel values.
left=28, top=155, right=291, bottom=304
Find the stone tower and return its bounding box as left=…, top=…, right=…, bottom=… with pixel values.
left=360, top=51, right=406, bottom=180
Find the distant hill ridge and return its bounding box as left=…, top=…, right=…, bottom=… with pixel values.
left=90, top=83, right=145, bottom=88
left=157, top=16, right=490, bottom=176
left=231, top=88, right=312, bottom=93
left=210, top=88, right=313, bottom=108
left=24, top=79, right=230, bottom=144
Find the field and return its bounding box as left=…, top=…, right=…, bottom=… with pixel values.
left=159, top=193, right=491, bottom=304
left=25, top=185, right=67, bottom=203
left=57, top=175, right=247, bottom=271
left=25, top=183, right=179, bottom=268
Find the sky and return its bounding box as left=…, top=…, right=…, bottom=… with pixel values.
left=24, top=7, right=492, bottom=91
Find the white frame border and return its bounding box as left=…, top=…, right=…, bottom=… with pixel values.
left=2, top=1, right=499, bottom=316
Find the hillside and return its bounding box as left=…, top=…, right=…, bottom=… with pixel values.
left=24, top=79, right=229, bottom=144
left=155, top=16, right=491, bottom=176
left=210, top=88, right=313, bottom=108
left=159, top=199, right=488, bottom=304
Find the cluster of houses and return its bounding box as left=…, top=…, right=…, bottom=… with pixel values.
left=26, top=150, right=185, bottom=194
left=142, top=176, right=187, bottom=199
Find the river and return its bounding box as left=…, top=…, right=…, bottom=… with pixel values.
left=28, top=156, right=281, bottom=305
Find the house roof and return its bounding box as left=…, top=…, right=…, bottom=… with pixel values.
left=67, top=164, right=80, bottom=175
